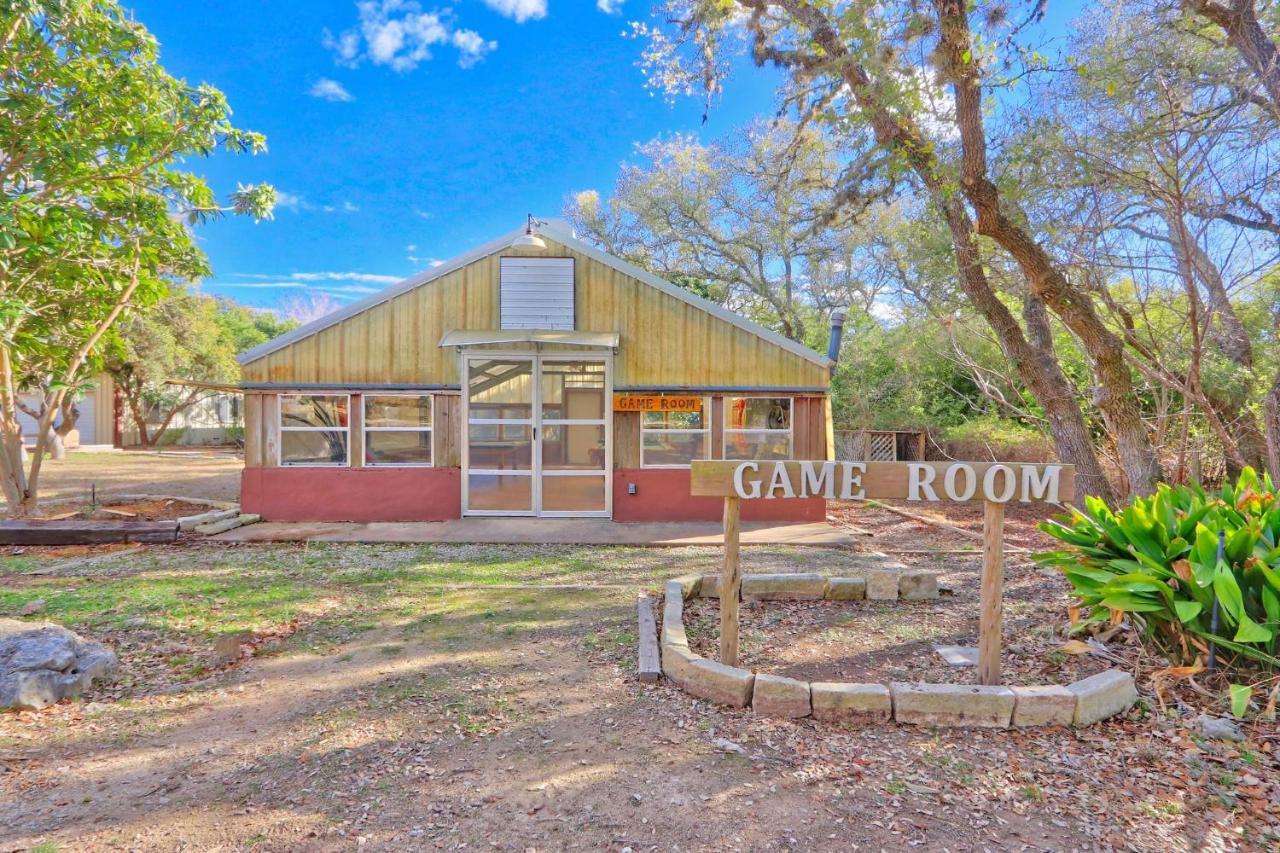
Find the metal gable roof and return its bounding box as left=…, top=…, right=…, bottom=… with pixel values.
left=236, top=222, right=831, bottom=368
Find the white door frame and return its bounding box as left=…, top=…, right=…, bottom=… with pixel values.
left=461, top=350, right=613, bottom=518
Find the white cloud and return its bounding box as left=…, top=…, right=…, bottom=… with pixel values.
left=270, top=192, right=361, bottom=215
left=596, top=0, right=623, bottom=13
left=482, top=0, right=546, bottom=23
left=275, top=191, right=306, bottom=211
left=308, top=77, right=355, bottom=102
left=229, top=271, right=401, bottom=285
left=325, top=1, right=497, bottom=72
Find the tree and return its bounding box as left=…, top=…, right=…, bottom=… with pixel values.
left=1009, top=0, right=1280, bottom=479
left=0, top=1, right=274, bottom=514
left=634, top=0, right=1124, bottom=499
left=104, top=291, right=293, bottom=447
left=567, top=120, right=892, bottom=343
left=1183, top=0, right=1280, bottom=121
left=281, top=292, right=342, bottom=325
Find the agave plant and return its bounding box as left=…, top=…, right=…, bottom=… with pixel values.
left=1036, top=468, right=1280, bottom=673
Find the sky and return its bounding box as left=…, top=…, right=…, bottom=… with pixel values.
left=129, top=0, right=1085, bottom=315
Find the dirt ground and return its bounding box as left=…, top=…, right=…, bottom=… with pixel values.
left=8, top=450, right=242, bottom=511
left=1, top=477, right=1279, bottom=849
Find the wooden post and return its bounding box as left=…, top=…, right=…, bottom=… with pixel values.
left=978, top=499, right=1005, bottom=685
left=720, top=495, right=742, bottom=666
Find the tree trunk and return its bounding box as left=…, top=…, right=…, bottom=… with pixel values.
left=933, top=0, right=1162, bottom=496
left=1163, top=208, right=1269, bottom=473
left=1186, top=1, right=1280, bottom=122
left=938, top=196, right=1115, bottom=503
left=770, top=0, right=1117, bottom=501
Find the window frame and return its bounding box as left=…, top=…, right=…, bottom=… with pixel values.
left=722, top=396, right=794, bottom=461
left=638, top=397, right=712, bottom=470
left=278, top=393, right=351, bottom=468
left=363, top=393, right=435, bottom=468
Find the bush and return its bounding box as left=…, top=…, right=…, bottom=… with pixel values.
left=1036, top=469, right=1280, bottom=673
left=939, top=416, right=1055, bottom=463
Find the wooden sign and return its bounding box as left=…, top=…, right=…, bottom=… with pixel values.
left=690, top=460, right=1073, bottom=504
left=691, top=459, right=1074, bottom=685
left=613, top=394, right=702, bottom=413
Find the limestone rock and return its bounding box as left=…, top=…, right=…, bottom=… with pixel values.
left=1194, top=714, right=1244, bottom=742
left=1, top=618, right=117, bottom=711
left=898, top=571, right=939, bottom=601
left=891, top=682, right=1015, bottom=727
left=666, top=647, right=754, bottom=708
left=811, top=682, right=890, bottom=723
left=741, top=573, right=827, bottom=601
left=1010, top=685, right=1076, bottom=727
left=752, top=673, right=811, bottom=718
left=825, top=577, right=866, bottom=601
left=865, top=570, right=900, bottom=601
left=1068, top=669, right=1137, bottom=725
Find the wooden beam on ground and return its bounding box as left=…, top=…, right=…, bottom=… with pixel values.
left=720, top=495, right=742, bottom=666
left=636, top=593, right=661, bottom=683
left=0, top=520, right=179, bottom=545
left=978, top=500, right=1005, bottom=685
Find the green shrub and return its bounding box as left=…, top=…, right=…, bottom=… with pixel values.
left=1036, top=468, right=1280, bottom=673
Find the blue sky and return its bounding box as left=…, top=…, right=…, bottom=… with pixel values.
left=131, top=0, right=1084, bottom=315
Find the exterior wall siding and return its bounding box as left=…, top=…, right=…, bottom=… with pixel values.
left=240, top=238, right=830, bottom=390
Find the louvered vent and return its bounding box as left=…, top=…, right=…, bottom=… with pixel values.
left=500, top=257, right=575, bottom=330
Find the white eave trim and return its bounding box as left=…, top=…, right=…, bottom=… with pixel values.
left=237, top=223, right=832, bottom=369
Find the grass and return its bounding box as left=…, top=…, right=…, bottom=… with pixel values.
left=0, top=543, right=696, bottom=694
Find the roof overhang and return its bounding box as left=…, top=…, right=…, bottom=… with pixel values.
left=438, top=329, right=620, bottom=350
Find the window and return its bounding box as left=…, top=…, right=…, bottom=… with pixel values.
left=640, top=401, right=711, bottom=468
left=279, top=395, right=349, bottom=466
left=724, top=397, right=792, bottom=460
left=365, top=395, right=433, bottom=466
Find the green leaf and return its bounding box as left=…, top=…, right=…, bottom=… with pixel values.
left=1213, top=561, right=1246, bottom=623
left=1233, top=613, right=1274, bottom=644
left=1230, top=684, right=1253, bottom=719
left=1173, top=600, right=1203, bottom=624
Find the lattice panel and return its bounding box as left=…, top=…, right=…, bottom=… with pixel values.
left=868, top=432, right=898, bottom=462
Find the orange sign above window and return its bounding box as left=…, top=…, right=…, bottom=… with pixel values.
left=613, top=395, right=703, bottom=413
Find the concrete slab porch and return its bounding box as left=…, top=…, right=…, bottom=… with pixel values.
left=211, top=518, right=855, bottom=546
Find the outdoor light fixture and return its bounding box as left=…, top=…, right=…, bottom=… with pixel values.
left=510, top=213, right=546, bottom=249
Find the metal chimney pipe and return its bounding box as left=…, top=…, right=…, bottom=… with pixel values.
left=827, top=307, right=847, bottom=375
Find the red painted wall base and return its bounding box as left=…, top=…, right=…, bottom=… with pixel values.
left=242, top=466, right=824, bottom=523
left=612, top=468, right=825, bottom=523
left=241, top=467, right=462, bottom=522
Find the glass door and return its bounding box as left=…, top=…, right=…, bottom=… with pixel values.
left=539, top=359, right=609, bottom=516
left=465, top=357, right=535, bottom=515
left=463, top=354, right=612, bottom=517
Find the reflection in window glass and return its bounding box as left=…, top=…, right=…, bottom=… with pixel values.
left=639, top=398, right=710, bottom=468
left=281, top=395, right=348, bottom=429
left=280, top=395, right=349, bottom=466
left=726, top=397, right=790, bottom=431
left=469, top=474, right=532, bottom=512
left=724, top=397, right=792, bottom=461
left=541, top=475, right=607, bottom=512
left=365, top=395, right=432, bottom=466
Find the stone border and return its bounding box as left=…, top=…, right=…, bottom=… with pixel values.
left=658, top=571, right=1138, bottom=728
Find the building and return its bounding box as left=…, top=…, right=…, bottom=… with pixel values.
left=18, top=374, right=116, bottom=450
left=236, top=222, right=835, bottom=523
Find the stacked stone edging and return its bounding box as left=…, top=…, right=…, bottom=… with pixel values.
left=658, top=569, right=1138, bottom=728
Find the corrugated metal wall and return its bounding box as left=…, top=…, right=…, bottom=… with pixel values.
left=240, top=237, right=829, bottom=390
